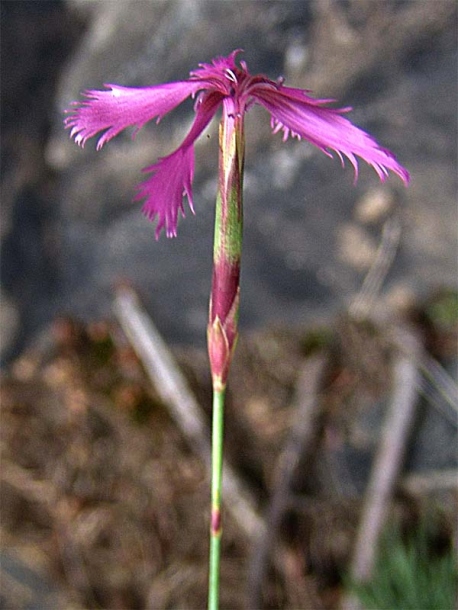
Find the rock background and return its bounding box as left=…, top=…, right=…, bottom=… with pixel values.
left=1, top=4, right=457, bottom=607
left=1, top=0, right=457, bottom=362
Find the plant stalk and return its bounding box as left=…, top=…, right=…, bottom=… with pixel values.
left=207, top=100, right=244, bottom=609
left=208, top=387, right=226, bottom=610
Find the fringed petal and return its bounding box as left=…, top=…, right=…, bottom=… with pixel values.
left=136, top=146, right=195, bottom=239
left=64, top=50, right=410, bottom=241
left=64, top=81, right=203, bottom=149
left=254, top=86, right=410, bottom=185
left=135, top=91, right=223, bottom=238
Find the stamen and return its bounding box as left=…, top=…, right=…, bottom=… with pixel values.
left=225, top=69, right=238, bottom=83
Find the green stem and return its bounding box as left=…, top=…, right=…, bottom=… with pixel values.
left=208, top=387, right=226, bottom=610
left=207, top=103, right=244, bottom=610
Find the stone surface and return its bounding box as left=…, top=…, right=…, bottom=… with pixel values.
left=1, top=0, right=457, bottom=361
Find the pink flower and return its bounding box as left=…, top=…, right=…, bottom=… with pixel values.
left=65, top=50, right=409, bottom=238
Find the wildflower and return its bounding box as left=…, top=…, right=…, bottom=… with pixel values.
left=65, top=50, right=409, bottom=238
left=65, top=50, right=410, bottom=610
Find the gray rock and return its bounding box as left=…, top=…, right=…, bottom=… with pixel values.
left=2, top=0, right=457, bottom=355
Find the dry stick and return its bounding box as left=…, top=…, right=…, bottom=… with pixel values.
left=113, top=285, right=263, bottom=540
left=389, top=326, right=458, bottom=429
left=340, top=327, right=422, bottom=610
left=400, top=469, right=458, bottom=496
left=349, top=216, right=401, bottom=320
left=1, top=462, right=95, bottom=608
left=387, top=321, right=458, bottom=420
left=247, top=355, right=326, bottom=610
left=350, top=214, right=458, bottom=418
left=272, top=544, right=325, bottom=610
left=418, top=353, right=458, bottom=421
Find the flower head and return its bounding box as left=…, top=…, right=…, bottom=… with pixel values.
left=65, top=50, right=409, bottom=238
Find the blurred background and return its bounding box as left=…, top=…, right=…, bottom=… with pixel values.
left=1, top=1, right=457, bottom=609
left=1, top=0, right=456, bottom=362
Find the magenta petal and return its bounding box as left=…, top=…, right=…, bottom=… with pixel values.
left=136, top=146, right=195, bottom=239
left=64, top=81, right=203, bottom=149
left=254, top=87, right=410, bottom=185
left=64, top=50, right=410, bottom=242
left=181, top=90, right=225, bottom=148
left=135, top=90, right=223, bottom=238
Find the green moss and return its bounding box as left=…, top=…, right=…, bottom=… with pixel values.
left=299, top=327, right=333, bottom=356
left=425, top=289, right=458, bottom=330
left=130, top=394, right=161, bottom=424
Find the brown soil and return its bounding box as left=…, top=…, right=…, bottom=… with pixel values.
left=1, top=293, right=456, bottom=609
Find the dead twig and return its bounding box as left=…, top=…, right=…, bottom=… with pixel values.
left=349, top=216, right=402, bottom=320
left=0, top=461, right=95, bottom=608
left=113, top=285, right=263, bottom=539
left=400, top=469, right=458, bottom=496
left=419, top=354, right=458, bottom=424
left=247, top=355, right=326, bottom=610
left=340, top=326, right=422, bottom=610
